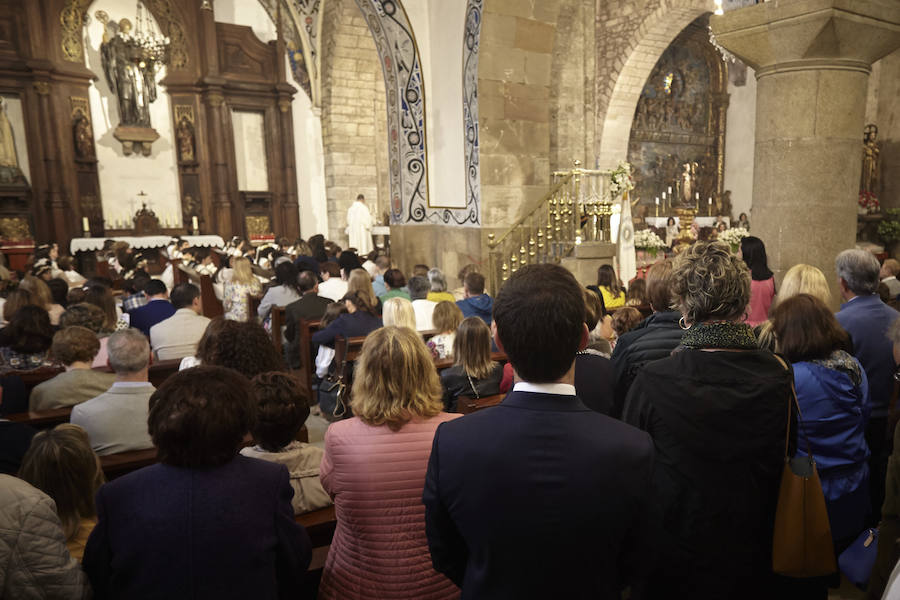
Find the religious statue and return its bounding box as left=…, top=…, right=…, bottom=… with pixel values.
left=101, top=19, right=160, bottom=128
left=680, top=162, right=696, bottom=205
left=73, top=112, right=95, bottom=159
left=176, top=116, right=195, bottom=163
left=0, top=97, right=19, bottom=169
left=861, top=124, right=881, bottom=196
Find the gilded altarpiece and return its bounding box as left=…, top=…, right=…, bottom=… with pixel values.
left=627, top=18, right=728, bottom=213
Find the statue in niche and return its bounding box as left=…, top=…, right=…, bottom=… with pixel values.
left=680, top=162, right=696, bottom=205
left=176, top=116, right=195, bottom=163
left=0, top=97, right=19, bottom=169
left=101, top=19, right=159, bottom=128
left=73, top=112, right=95, bottom=159
left=861, top=124, right=881, bottom=196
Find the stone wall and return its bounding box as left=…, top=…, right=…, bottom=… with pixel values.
left=320, top=0, right=387, bottom=245
left=872, top=49, right=900, bottom=215
left=477, top=0, right=561, bottom=231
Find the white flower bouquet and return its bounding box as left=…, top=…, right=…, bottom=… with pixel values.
left=609, top=161, right=635, bottom=200
left=634, top=228, right=665, bottom=250
left=719, top=226, right=750, bottom=250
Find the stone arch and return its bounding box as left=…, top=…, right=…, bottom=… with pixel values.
left=596, top=0, right=716, bottom=170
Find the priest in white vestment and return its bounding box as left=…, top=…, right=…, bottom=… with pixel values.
left=346, top=194, right=374, bottom=254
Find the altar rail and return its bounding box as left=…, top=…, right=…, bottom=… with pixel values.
left=485, top=163, right=614, bottom=296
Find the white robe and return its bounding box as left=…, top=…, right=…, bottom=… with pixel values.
left=346, top=200, right=374, bottom=254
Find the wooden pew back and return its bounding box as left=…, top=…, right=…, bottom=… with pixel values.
left=271, top=306, right=286, bottom=356
left=296, top=318, right=321, bottom=401
left=176, top=264, right=223, bottom=318
left=6, top=405, right=72, bottom=428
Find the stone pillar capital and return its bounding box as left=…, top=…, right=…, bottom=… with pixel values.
left=710, top=0, right=900, bottom=76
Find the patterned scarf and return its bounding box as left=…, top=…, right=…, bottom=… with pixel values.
left=681, top=320, right=758, bottom=350
left=811, top=349, right=863, bottom=386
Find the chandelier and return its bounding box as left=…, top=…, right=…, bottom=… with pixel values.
left=120, top=1, right=170, bottom=67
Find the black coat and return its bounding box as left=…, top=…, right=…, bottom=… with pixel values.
left=440, top=363, right=503, bottom=412
left=622, top=349, right=792, bottom=598
left=574, top=351, right=615, bottom=416
left=610, top=311, right=683, bottom=418
left=424, top=390, right=655, bottom=599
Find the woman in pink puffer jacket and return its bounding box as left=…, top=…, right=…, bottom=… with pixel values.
left=318, top=326, right=461, bottom=600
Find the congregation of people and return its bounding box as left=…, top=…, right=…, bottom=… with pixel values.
left=6, top=229, right=900, bottom=600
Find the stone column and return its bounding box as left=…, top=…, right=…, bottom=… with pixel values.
left=711, top=0, right=900, bottom=298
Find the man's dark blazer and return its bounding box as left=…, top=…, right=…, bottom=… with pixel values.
left=423, top=390, right=655, bottom=599
left=83, top=456, right=311, bottom=600
left=128, top=299, right=176, bottom=337
left=283, top=293, right=333, bottom=368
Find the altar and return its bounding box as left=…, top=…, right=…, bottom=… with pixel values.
left=645, top=216, right=729, bottom=229
left=69, top=234, right=225, bottom=255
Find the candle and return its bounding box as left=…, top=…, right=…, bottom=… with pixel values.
left=708, top=197, right=713, bottom=205
left=695, top=192, right=700, bottom=200
left=655, top=197, right=659, bottom=205
left=192, top=216, right=199, bottom=231
left=82, top=217, right=89, bottom=231
left=668, top=186, right=673, bottom=195
left=661, top=191, right=666, bottom=200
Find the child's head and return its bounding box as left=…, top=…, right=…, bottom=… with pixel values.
left=319, top=301, right=348, bottom=329
left=611, top=307, right=643, bottom=338
left=250, top=372, right=310, bottom=452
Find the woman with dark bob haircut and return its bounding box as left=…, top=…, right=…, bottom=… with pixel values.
left=82, top=366, right=312, bottom=598
left=623, top=240, right=792, bottom=598
left=771, top=295, right=870, bottom=565
left=194, top=318, right=285, bottom=378
left=0, top=304, right=56, bottom=370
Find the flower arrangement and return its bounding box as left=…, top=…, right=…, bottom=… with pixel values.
left=634, top=228, right=665, bottom=250
left=718, top=226, right=749, bottom=251
left=609, top=161, right=635, bottom=200
left=859, top=192, right=880, bottom=214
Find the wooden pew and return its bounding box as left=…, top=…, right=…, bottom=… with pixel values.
left=6, top=405, right=72, bottom=428
left=457, top=393, right=506, bottom=415
left=92, top=358, right=183, bottom=389
left=271, top=306, right=286, bottom=356
left=296, top=318, right=321, bottom=402
left=13, top=366, right=66, bottom=397
left=296, top=505, right=337, bottom=549
left=177, top=264, right=223, bottom=318
left=100, top=447, right=158, bottom=480
left=249, top=294, right=262, bottom=321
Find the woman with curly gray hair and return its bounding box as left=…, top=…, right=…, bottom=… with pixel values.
left=622, top=240, right=793, bottom=598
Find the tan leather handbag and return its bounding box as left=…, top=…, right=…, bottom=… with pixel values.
left=771, top=355, right=838, bottom=578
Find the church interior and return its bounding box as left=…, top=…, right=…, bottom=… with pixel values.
left=4, top=0, right=900, bottom=598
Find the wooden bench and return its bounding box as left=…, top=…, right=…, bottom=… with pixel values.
left=457, top=393, right=506, bottom=415
left=176, top=264, right=223, bottom=318
left=271, top=305, right=286, bottom=356
left=6, top=405, right=72, bottom=428
left=296, top=505, right=337, bottom=549
left=99, top=447, right=158, bottom=480
left=295, top=318, right=321, bottom=401
left=92, top=359, right=183, bottom=389
left=12, top=366, right=66, bottom=397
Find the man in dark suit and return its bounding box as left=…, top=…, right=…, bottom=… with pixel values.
left=128, top=279, right=175, bottom=337
left=284, top=270, right=333, bottom=368
left=423, top=263, right=655, bottom=599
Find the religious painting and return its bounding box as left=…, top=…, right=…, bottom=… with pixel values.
left=627, top=16, right=727, bottom=212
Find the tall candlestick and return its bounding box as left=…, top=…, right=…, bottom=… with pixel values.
left=655, top=197, right=659, bottom=217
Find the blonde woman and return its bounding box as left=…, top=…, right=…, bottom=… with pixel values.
left=756, top=263, right=832, bottom=350
left=440, top=316, right=503, bottom=412
left=381, top=296, right=417, bottom=332
left=427, top=300, right=464, bottom=359
left=223, top=256, right=262, bottom=321
left=347, top=268, right=381, bottom=314
left=20, top=275, right=64, bottom=325
left=19, top=423, right=104, bottom=561
left=318, top=326, right=460, bottom=600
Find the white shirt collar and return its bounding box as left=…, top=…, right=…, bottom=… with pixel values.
left=513, top=382, right=576, bottom=396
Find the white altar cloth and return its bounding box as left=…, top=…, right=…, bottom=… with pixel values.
left=645, top=216, right=729, bottom=228
left=70, top=235, right=225, bottom=254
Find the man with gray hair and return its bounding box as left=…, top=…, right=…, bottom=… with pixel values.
left=835, top=248, right=899, bottom=521
left=70, top=329, right=155, bottom=456
left=408, top=275, right=436, bottom=331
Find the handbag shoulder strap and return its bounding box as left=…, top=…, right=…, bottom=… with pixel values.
left=772, top=353, right=813, bottom=460
left=466, top=373, right=480, bottom=400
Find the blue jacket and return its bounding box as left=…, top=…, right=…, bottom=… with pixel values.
left=794, top=355, right=870, bottom=539
left=456, top=294, right=493, bottom=325
left=835, top=294, right=899, bottom=417
left=423, top=390, right=654, bottom=598
left=82, top=456, right=312, bottom=600
left=128, top=299, right=176, bottom=337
